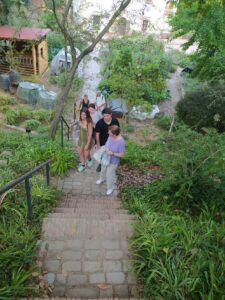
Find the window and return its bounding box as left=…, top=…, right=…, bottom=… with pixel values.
left=40, top=48, right=44, bottom=58
left=92, top=15, right=101, bottom=31
left=142, top=20, right=148, bottom=32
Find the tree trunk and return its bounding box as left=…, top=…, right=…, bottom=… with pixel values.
left=49, top=60, right=78, bottom=138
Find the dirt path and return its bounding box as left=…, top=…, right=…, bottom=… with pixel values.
left=159, top=67, right=183, bottom=116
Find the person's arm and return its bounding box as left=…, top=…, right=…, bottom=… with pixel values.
left=79, top=100, right=83, bottom=110
left=95, top=132, right=100, bottom=149
left=107, top=149, right=124, bottom=158
left=85, top=123, right=93, bottom=150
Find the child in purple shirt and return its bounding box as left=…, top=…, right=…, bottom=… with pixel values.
left=96, top=125, right=125, bottom=195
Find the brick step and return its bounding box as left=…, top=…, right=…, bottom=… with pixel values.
left=43, top=219, right=136, bottom=240
left=54, top=208, right=129, bottom=214
left=44, top=239, right=130, bottom=251
left=23, top=297, right=144, bottom=300
left=61, top=195, right=120, bottom=203
left=47, top=213, right=137, bottom=221
left=59, top=202, right=122, bottom=209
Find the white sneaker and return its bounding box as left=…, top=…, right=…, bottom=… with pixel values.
left=106, top=189, right=113, bottom=195
left=96, top=179, right=104, bottom=185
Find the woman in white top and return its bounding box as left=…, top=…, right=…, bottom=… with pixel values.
left=95, top=90, right=106, bottom=112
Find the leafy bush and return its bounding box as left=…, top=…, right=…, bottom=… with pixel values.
left=24, top=119, right=41, bottom=130
left=130, top=210, right=225, bottom=299
left=120, top=127, right=225, bottom=299
left=0, top=95, right=17, bottom=106
left=0, top=175, right=60, bottom=299
left=0, top=130, right=77, bottom=178
left=176, top=84, right=225, bottom=132
left=3, top=105, right=52, bottom=126
left=123, top=127, right=225, bottom=213
left=99, top=35, right=171, bottom=107
left=155, top=115, right=174, bottom=130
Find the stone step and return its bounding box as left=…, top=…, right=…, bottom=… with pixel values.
left=47, top=213, right=137, bottom=221
left=54, top=207, right=129, bottom=214
left=45, top=239, right=130, bottom=252
left=59, top=201, right=122, bottom=209
left=60, top=195, right=121, bottom=205
left=63, top=195, right=120, bottom=202
left=43, top=219, right=136, bottom=240
left=24, top=295, right=141, bottom=299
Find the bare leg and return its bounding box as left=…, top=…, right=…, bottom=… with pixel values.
left=77, top=146, right=85, bottom=164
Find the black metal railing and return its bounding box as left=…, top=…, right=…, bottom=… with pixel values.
left=0, top=159, right=51, bottom=224
left=60, top=116, right=70, bottom=148
left=74, top=103, right=77, bottom=121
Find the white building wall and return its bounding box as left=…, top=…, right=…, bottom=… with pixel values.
left=72, top=0, right=171, bottom=35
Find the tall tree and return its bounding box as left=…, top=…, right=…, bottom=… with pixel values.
left=47, top=0, right=132, bottom=138
left=0, top=0, right=29, bottom=26
left=170, top=0, right=225, bottom=81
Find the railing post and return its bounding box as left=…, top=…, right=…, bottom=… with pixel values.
left=74, top=103, right=76, bottom=121
left=67, top=126, right=70, bottom=141
left=25, top=177, right=32, bottom=224
left=46, top=163, right=50, bottom=185
left=61, top=117, right=64, bottom=148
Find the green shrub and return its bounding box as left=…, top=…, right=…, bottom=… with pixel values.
left=155, top=115, right=174, bottom=130
left=120, top=123, right=135, bottom=133
left=5, top=108, right=20, bottom=125
left=24, top=119, right=41, bottom=130
left=123, top=127, right=225, bottom=213
left=131, top=210, right=225, bottom=299
left=99, top=35, right=170, bottom=106
left=176, top=83, right=225, bottom=132
left=0, top=95, right=17, bottom=106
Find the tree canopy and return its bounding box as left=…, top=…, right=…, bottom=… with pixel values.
left=170, top=0, right=225, bottom=81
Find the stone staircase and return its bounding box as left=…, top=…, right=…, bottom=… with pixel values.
left=38, top=182, right=139, bottom=299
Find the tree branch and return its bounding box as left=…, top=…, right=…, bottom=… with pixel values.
left=78, top=0, right=132, bottom=60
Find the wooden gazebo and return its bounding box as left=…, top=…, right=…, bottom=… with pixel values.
left=0, top=26, right=50, bottom=76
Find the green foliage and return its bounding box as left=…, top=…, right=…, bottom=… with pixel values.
left=46, top=32, right=65, bottom=61
left=176, top=83, right=225, bottom=132
left=0, top=128, right=76, bottom=298
left=51, top=147, right=76, bottom=178
left=124, top=127, right=225, bottom=213
left=170, top=0, right=225, bottom=81
left=130, top=210, right=225, bottom=299
left=99, top=35, right=171, bottom=107
left=155, top=115, right=174, bottom=131
left=121, top=126, right=225, bottom=298
left=0, top=176, right=60, bottom=298
left=122, top=140, right=159, bottom=169
left=120, top=123, right=135, bottom=133
left=2, top=105, right=52, bottom=126
left=0, top=95, right=17, bottom=105
left=49, top=73, right=83, bottom=92
left=0, top=130, right=77, bottom=180
left=24, top=119, right=41, bottom=130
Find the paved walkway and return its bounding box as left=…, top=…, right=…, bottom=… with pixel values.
left=37, top=157, right=139, bottom=299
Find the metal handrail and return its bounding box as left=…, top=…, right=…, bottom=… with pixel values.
left=0, top=159, right=51, bottom=224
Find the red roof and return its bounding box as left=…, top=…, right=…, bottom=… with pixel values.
left=0, top=26, right=50, bottom=41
